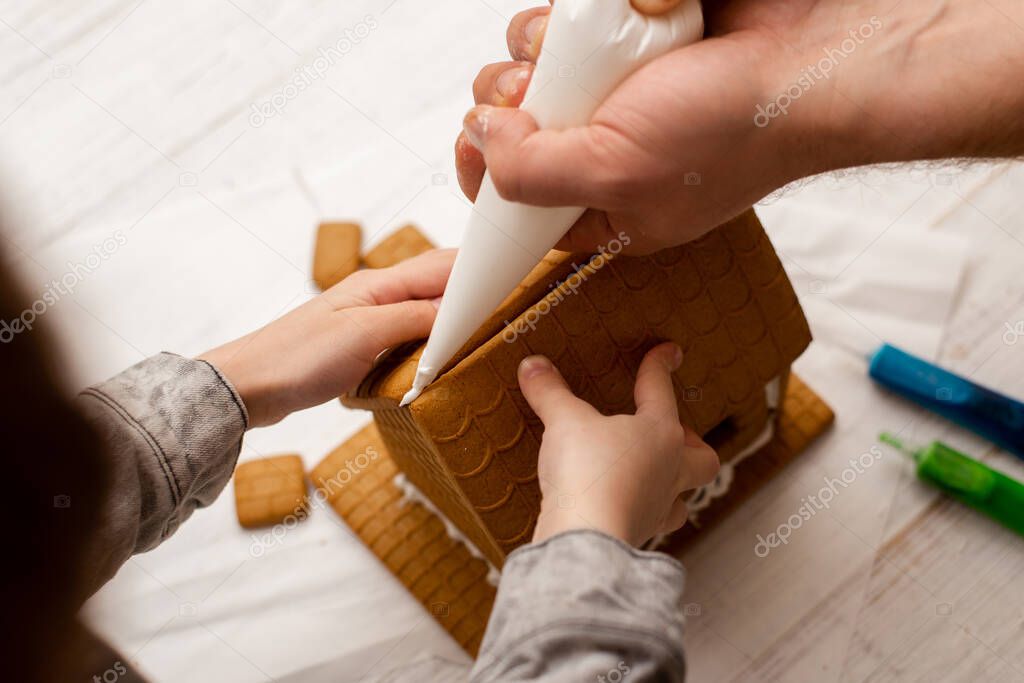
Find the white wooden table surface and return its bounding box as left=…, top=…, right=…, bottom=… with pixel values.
left=2, top=2, right=1022, bottom=681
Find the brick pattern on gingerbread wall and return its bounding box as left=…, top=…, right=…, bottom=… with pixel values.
left=310, top=423, right=496, bottom=656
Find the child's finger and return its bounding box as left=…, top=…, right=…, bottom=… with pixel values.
left=633, top=343, right=683, bottom=420
left=680, top=435, right=720, bottom=491
left=332, top=248, right=456, bottom=307
left=345, top=298, right=440, bottom=355
left=660, top=496, right=690, bottom=534
left=518, top=355, right=593, bottom=424
left=507, top=6, right=551, bottom=63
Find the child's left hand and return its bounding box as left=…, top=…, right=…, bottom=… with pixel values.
left=200, top=249, right=455, bottom=427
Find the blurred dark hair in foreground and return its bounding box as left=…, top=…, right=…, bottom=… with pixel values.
left=0, top=234, right=113, bottom=681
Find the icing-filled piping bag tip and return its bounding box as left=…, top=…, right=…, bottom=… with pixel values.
left=400, top=366, right=435, bottom=406
left=403, top=0, right=704, bottom=410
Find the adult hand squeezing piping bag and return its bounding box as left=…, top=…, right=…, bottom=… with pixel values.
left=402, top=0, right=704, bottom=405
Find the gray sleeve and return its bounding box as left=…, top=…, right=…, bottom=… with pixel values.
left=470, top=530, right=688, bottom=683
left=76, top=352, right=248, bottom=592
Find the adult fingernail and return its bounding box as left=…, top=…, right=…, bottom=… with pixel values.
left=430, top=296, right=442, bottom=311
left=463, top=105, right=492, bottom=151
left=519, top=355, right=552, bottom=379
left=631, top=0, right=684, bottom=16
left=496, top=65, right=530, bottom=104
left=524, top=15, right=548, bottom=57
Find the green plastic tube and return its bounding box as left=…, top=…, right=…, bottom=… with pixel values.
left=881, top=433, right=1024, bottom=538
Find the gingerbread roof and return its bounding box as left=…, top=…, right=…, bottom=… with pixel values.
left=343, top=209, right=811, bottom=566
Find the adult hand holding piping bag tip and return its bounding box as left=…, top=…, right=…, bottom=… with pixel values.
left=457, top=0, right=791, bottom=255
left=458, top=0, right=1024, bottom=255
left=405, top=0, right=707, bottom=407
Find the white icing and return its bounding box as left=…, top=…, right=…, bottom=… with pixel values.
left=765, top=375, right=782, bottom=410
left=646, top=376, right=783, bottom=550
left=686, top=376, right=781, bottom=516
left=393, top=473, right=502, bottom=586
left=400, top=365, right=433, bottom=406
left=686, top=418, right=774, bottom=516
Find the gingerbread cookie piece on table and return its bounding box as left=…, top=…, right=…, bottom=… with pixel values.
left=363, top=224, right=436, bottom=268
left=234, top=454, right=308, bottom=528
left=313, top=222, right=362, bottom=291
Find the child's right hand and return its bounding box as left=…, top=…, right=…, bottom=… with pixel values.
left=520, top=343, right=720, bottom=547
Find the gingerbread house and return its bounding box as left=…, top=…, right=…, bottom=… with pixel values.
left=340, top=209, right=822, bottom=570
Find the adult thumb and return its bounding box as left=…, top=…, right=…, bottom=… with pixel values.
left=517, top=356, right=593, bottom=425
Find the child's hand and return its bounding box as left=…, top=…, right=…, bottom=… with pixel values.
left=200, top=249, right=455, bottom=428
left=520, top=343, right=720, bottom=547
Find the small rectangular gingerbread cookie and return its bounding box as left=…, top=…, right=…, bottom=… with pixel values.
left=234, top=454, right=308, bottom=528
left=313, top=222, right=362, bottom=291
left=363, top=224, right=435, bottom=269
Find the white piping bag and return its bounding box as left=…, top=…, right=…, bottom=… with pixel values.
left=401, top=0, right=704, bottom=405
